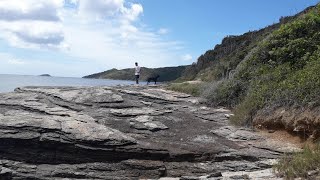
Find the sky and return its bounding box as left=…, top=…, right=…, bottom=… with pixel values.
left=0, top=0, right=318, bottom=77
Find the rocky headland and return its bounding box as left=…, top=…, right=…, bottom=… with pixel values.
left=0, top=85, right=299, bottom=180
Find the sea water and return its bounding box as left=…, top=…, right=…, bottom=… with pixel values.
left=0, top=74, right=135, bottom=93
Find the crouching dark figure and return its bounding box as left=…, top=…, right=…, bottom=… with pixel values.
left=147, top=75, right=160, bottom=85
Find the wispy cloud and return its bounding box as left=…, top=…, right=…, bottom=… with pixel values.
left=181, top=54, right=193, bottom=61
left=0, top=52, right=27, bottom=65
left=7, top=59, right=26, bottom=65
left=158, top=28, right=169, bottom=35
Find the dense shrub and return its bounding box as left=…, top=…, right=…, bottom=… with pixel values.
left=228, top=5, right=320, bottom=125
left=201, top=79, right=247, bottom=108
left=172, top=5, right=320, bottom=128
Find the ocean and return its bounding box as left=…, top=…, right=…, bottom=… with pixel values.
left=0, top=74, right=135, bottom=93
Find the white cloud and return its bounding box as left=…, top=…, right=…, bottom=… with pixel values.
left=181, top=54, right=193, bottom=61
left=0, top=0, right=189, bottom=76
left=0, top=21, right=64, bottom=49
left=78, top=0, right=143, bottom=23
left=158, top=28, right=169, bottom=35
left=62, top=17, right=184, bottom=69
left=67, top=0, right=79, bottom=5
left=59, top=0, right=185, bottom=70
left=79, top=0, right=123, bottom=18
left=0, top=0, right=63, bottom=21
left=0, top=0, right=65, bottom=49
left=121, top=3, right=143, bottom=22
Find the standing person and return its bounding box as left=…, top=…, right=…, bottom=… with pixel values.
left=135, top=62, right=141, bottom=84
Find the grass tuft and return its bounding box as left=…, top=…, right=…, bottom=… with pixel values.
left=167, top=82, right=202, bottom=96
left=274, top=144, right=320, bottom=179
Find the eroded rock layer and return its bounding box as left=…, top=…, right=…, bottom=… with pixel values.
left=0, top=85, right=296, bottom=179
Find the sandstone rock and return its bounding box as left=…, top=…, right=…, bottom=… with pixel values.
left=130, top=116, right=169, bottom=132
left=17, top=86, right=124, bottom=104
left=0, top=85, right=288, bottom=179
left=192, top=135, right=216, bottom=143
left=119, top=89, right=179, bottom=102
left=211, top=126, right=263, bottom=141
left=207, top=172, right=222, bottom=178
left=180, top=176, right=200, bottom=180
left=110, top=107, right=171, bottom=117
left=222, top=168, right=281, bottom=180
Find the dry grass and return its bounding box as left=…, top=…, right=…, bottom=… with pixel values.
left=167, top=82, right=203, bottom=96
left=274, top=144, right=320, bottom=179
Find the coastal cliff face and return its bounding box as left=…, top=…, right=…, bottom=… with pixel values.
left=0, top=85, right=299, bottom=179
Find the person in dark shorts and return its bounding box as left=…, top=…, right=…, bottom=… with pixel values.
left=134, top=62, right=141, bottom=84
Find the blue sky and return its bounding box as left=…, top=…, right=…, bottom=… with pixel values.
left=0, top=0, right=318, bottom=77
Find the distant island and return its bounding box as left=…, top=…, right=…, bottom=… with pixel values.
left=39, top=74, right=51, bottom=77
left=83, top=66, right=189, bottom=82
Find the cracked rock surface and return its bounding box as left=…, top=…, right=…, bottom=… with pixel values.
left=0, top=85, right=297, bottom=179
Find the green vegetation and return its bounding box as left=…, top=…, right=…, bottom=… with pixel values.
left=84, top=66, right=189, bottom=82
left=167, top=4, right=320, bottom=179
left=176, top=4, right=320, bottom=126
left=200, top=79, right=246, bottom=108
left=179, top=24, right=283, bottom=82
left=167, top=82, right=202, bottom=96
left=179, top=6, right=312, bottom=83
left=274, top=145, right=320, bottom=179
left=226, top=5, right=320, bottom=125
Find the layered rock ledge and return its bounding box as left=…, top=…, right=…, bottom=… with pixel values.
left=0, top=85, right=298, bottom=179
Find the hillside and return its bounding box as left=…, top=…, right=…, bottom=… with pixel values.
left=84, top=66, right=188, bottom=82
left=179, top=6, right=314, bottom=82
left=172, top=4, right=320, bottom=141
